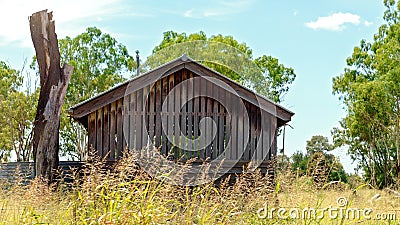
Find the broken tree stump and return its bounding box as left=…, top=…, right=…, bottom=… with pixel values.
left=30, top=10, right=73, bottom=183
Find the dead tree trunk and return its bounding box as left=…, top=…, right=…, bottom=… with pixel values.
left=30, top=10, right=73, bottom=183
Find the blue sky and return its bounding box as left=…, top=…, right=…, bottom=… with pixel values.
left=0, top=0, right=387, bottom=172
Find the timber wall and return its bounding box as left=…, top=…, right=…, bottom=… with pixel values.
left=87, top=68, right=278, bottom=165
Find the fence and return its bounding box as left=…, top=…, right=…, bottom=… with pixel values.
left=0, top=161, right=84, bottom=185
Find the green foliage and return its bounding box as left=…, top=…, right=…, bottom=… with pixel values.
left=0, top=61, right=21, bottom=94
left=328, top=159, right=348, bottom=183
left=291, top=151, right=308, bottom=175
left=56, top=27, right=136, bottom=158
left=0, top=62, right=20, bottom=158
left=291, top=135, right=348, bottom=183
left=332, top=0, right=400, bottom=188
left=149, top=31, right=296, bottom=103
left=254, top=55, right=296, bottom=102
left=306, top=135, right=333, bottom=155
left=0, top=61, right=37, bottom=162
left=59, top=27, right=136, bottom=104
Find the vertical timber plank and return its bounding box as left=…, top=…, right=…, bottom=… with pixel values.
left=270, top=117, right=277, bottom=160
left=109, top=102, right=116, bottom=160
left=231, top=95, right=238, bottom=161
left=168, top=74, right=175, bottom=158
left=180, top=70, right=188, bottom=160
left=155, top=80, right=162, bottom=148
left=123, top=95, right=130, bottom=152
left=218, top=86, right=225, bottom=159
left=262, top=112, right=270, bottom=162
left=136, top=88, right=143, bottom=152
left=174, top=71, right=182, bottom=160
left=117, top=98, right=123, bottom=158
left=142, top=85, right=149, bottom=149
left=103, top=105, right=110, bottom=159
left=149, top=84, right=155, bottom=147
left=249, top=104, right=257, bottom=161
left=161, top=77, right=169, bottom=156
left=205, top=78, right=213, bottom=159
left=96, top=108, right=103, bottom=157
left=237, top=100, right=244, bottom=161
left=225, top=90, right=231, bottom=160
left=199, top=77, right=206, bottom=159
left=129, top=92, right=136, bottom=151
left=88, top=112, right=96, bottom=153
left=193, top=74, right=199, bottom=159
left=256, top=109, right=262, bottom=162
left=212, top=83, right=219, bottom=160
left=187, top=71, right=194, bottom=159
left=240, top=102, right=248, bottom=161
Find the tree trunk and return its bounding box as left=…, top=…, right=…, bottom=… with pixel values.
left=30, top=10, right=73, bottom=183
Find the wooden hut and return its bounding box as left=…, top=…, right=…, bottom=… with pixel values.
left=68, top=55, right=294, bottom=175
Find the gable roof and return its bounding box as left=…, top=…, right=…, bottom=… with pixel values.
left=68, top=55, right=294, bottom=126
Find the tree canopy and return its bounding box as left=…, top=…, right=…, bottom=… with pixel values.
left=147, top=31, right=296, bottom=103
left=332, top=0, right=400, bottom=188
left=306, top=135, right=333, bottom=155
left=59, top=27, right=136, bottom=104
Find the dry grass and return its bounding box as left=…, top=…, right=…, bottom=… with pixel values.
left=0, top=154, right=399, bottom=225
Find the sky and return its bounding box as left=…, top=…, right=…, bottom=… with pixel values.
left=0, top=0, right=387, bottom=172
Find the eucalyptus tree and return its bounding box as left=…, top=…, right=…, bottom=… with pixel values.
left=332, top=0, right=400, bottom=188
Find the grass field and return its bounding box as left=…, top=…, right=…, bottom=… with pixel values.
left=0, top=155, right=399, bottom=224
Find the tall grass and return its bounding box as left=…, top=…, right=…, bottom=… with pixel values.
left=0, top=153, right=399, bottom=224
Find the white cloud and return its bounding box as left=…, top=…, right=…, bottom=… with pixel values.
left=305, top=12, right=360, bottom=31
left=0, top=0, right=124, bottom=47
left=203, top=10, right=225, bottom=17
left=364, top=20, right=373, bottom=27
left=184, top=9, right=194, bottom=18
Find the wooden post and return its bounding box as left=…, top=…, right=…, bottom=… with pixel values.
left=30, top=10, right=73, bottom=183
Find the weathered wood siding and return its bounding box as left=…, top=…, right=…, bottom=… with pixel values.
left=0, top=162, right=34, bottom=183
left=87, top=69, right=277, bottom=164
left=0, top=162, right=84, bottom=184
